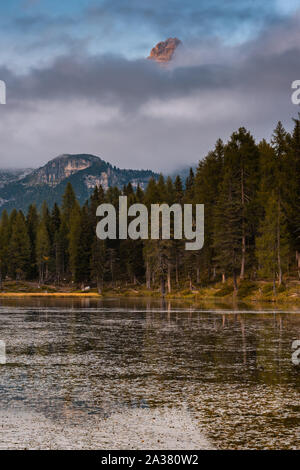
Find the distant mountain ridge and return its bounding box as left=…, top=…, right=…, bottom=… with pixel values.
left=0, top=168, right=33, bottom=188
left=0, top=154, right=159, bottom=214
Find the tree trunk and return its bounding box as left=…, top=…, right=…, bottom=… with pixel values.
left=160, top=276, right=165, bottom=297
left=39, top=265, right=44, bottom=285
left=175, top=257, right=179, bottom=286
left=167, top=263, right=171, bottom=294
left=296, top=251, right=300, bottom=280
left=277, top=200, right=282, bottom=285
left=222, top=273, right=226, bottom=283
left=240, top=233, right=246, bottom=279
left=110, top=257, right=114, bottom=287
left=146, top=261, right=151, bottom=289
left=240, top=167, right=245, bottom=279
left=233, top=271, right=238, bottom=294
left=196, top=267, right=200, bottom=284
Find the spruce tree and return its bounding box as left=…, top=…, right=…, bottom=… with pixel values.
left=68, top=204, right=82, bottom=282
left=213, top=171, right=243, bottom=291
left=26, top=205, right=39, bottom=279
left=74, top=204, right=93, bottom=284
left=36, top=221, right=51, bottom=284
left=9, top=211, right=31, bottom=280
left=0, top=210, right=9, bottom=289
left=194, top=139, right=224, bottom=281
left=256, top=193, right=289, bottom=290
left=224, top=128, right=259, bottom=279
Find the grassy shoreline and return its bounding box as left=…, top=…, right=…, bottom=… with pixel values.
left=0, top=292, right=102, bottom=298
left=1, top=279, right=300, bottom=304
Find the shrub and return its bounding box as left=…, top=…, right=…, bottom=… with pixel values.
left=214, top=284, right=234, bottom=297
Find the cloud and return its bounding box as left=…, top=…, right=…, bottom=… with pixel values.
left=14, top=14, right=76, bottom=32
left=0, top=6, right=300, bottom=172
left=3, top=0, right=289, bottom=71
left=86, top=0, right=282, bottom=43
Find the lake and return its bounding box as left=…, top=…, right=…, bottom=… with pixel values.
left=0, top=297, right=299, bottom=449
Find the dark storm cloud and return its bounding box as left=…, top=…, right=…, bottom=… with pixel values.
left=4, top=28, right=298, bottom=115
left=5, top=55, right=231, bottom=109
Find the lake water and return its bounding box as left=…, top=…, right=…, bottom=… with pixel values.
left=0, top=297, right=299, bottom=449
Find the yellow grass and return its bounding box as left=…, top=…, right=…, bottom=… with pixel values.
left=0, top=292, right=101, bottom=298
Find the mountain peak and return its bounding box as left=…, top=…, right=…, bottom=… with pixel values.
left=0, top=154, right=159, bottom=213
left=27, top=154, right=102, bottom=187
left=148, top=38, right=182, bottom=64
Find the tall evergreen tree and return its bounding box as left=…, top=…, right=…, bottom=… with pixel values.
left=256, top=192, right=289, bottom=289
left=9, top=211, right=31, bottom=280
left=0, top=210, right=9, bottom=289
left=213, top=171, right=243, bottom=291
left=36, top=220, right=51, bottom=284
left=224, top=128, right=259, bottom=279
left=26, top=204, right=39, bottom=279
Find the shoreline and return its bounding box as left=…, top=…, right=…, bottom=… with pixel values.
left=0, top=291, right=300, bottom=307
left=0, top=292, right=102, bottom=298
left=1, top=280, right=300, bottom=305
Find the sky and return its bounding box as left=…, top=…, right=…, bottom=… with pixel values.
left=0, top=0, right=300, bottom=171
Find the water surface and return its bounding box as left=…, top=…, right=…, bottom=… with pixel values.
left=0, top=297, right=299, bottom=449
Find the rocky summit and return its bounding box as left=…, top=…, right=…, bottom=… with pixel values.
left=0, top=154, right=158, bottom=214
left=148, top=37, right=181, bottom=64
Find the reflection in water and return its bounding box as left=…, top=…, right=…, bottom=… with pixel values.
left=0, top=297, right=299, bottom=449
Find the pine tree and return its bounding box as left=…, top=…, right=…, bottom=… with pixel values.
left=185, top=168, right=195, bottom=202
left=174, top=176, right=183, bottom=203
left=157, top=174, right=167, bottom=203
left=213, top=171, right=243, bottom=291
left=9, top=211, right=31, bottom=280
left=288, top=116, right=300, bottom=275
left=36, top=221, right=51, bottom=284
left=26, top=205, right=39, bottom=279
left=50, top=203, right=61, bottom=283
left=165, top=177, right=175, bottom=205
left=0, top=210, right=9, bottom=289
left=74, top=204, right=93, bottom=284
left=256, top=193, right=289, bottom=290
left=62, top=182, right=78, bottom=228
left=91, top=238, right=106, bottom=293
left=270, top=122, right=292, bottom=284
left=135, top=184, right=144, bottom=203
left=224, top=128, right=259, bottom=279
left=68, top=204, right=82, bottom=281
left=60, top=183, right=80, bottom=278
left=144, top=177, right=159, bottom=207
left=194, top=139, right=224, bottom=281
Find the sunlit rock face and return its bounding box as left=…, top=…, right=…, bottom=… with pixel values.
left=148, top=38, right=182, bottom=64
left=26, top=154, right=99, bottom=187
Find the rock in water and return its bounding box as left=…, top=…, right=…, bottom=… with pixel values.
left=148, top=38, right=181, bottom=64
